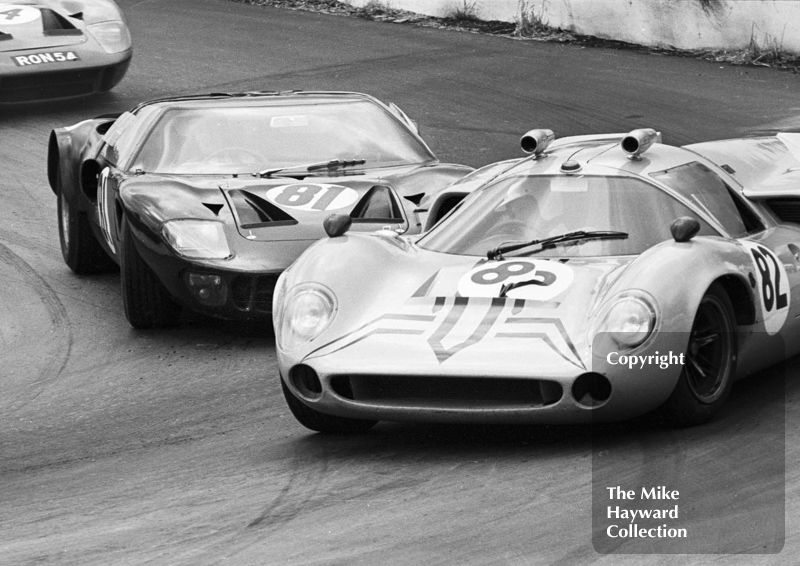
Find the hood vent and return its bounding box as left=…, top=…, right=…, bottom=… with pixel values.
left=766, top=198, right=800, bottom=225
left=41, top=9, right=82, bottom=36
left=228, top=189, right=297, bottom=228
left=350, top=185, right=404, bottom=223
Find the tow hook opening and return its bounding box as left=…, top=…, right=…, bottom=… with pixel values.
left=572, top=372, right=612, bottom=409
left=289, top=365, right=322, bottom=400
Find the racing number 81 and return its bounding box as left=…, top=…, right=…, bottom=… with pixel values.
left=272, top=185, right=345, bottom=211
left=751, top=245, right=788, bottom=312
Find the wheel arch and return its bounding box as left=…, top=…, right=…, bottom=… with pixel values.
left=712, top=273, right=757, bottom=326
left=47, top=129, right=73, bottom=195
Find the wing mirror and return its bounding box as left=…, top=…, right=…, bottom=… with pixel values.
left=670, top=217, right=700, bottom=242
left=324, top=214, right=352, bottom=238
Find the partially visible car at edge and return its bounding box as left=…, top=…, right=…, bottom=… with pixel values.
left=0, top=0, right=131, bottom=102
left=48, top=90, right=474, bottom=327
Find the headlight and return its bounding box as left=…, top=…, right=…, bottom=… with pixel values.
left=88, top=21, right=132, bottom=54
left=595, top=292, right=656, bottom=348
left=278, top=284, right=337, bottom=352
left=161, top=220, right=231, bottom=260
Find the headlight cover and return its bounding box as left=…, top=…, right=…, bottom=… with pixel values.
left=595, top=292, right=657, bottom=348
left=161, top=220, right=231, bottom=260
left=88, top=21, right=132, bottom=54
left=278, top=284, right=337, bottom=352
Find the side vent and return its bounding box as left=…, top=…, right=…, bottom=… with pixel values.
left=350, top=185, right=404, bottom=223
left=80, top=161, right=101, bottom=202
left=202, top=203, right=224, bottom=216
left=228, top=190, right=297, bottom=228
left=766, top=198, right=800, bottom=224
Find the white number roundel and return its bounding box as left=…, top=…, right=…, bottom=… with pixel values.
left=458, top=259, right=574, bottom=301
left=0, top=5, right=40, bottom=25
left=265, top=184, right=358, bottom=212
left=743, top=241, right=790, bottom=335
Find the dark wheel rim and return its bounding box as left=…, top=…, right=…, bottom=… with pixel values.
left=685, top=295, right=733, bottom=404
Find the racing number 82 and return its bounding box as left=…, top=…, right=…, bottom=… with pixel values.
left=751, top=245, right=788, bottom=312
left=470, top=261, right=555, bottom=287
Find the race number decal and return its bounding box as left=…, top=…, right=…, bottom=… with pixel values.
left=0, top=5, right=40, bottom=24
left=743, top=241, right=790, bottom=334
left=457, top=259, right=574, bottom=301
left=265, top=184, right=358, bottom=212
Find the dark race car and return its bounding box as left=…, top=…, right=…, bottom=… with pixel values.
left=0, top=0, right=131, bottom=102
left=48, top=91, right=473, bottom=328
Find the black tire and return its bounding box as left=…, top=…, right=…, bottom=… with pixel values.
left=119, top=219, right=182, bottom=329
left=281, top=378, right=377, bottom=434
left=657, top=283, right=736, bottom=426
left=57, top=190, right=116, bottom=274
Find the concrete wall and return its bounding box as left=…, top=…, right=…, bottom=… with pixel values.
left=344, top=0, right=800, bottom=54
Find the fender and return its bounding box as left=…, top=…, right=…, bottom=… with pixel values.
left=118, top=176, right=230, bottom=239
left=47, top=117, right=116, bottom=200
left=278, top=233, right=440, bottom=361
left=599, top=236, right=757, bottom=333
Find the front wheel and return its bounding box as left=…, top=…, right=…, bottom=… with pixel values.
left=57, top=191, right=115, bottom=274
left=657, top=283, right=736, bottom=426
left=281, top=378, right=377, bottom=434
left=120, top=219, right=182, bottom=329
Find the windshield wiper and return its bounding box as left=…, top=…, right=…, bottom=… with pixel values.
left=487, top=230, right=629, bottom=260
left=256, top=158, right=366, bottom=178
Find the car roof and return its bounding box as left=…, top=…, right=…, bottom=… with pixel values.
left=498, top=138, right=701, bottom=180
left=130, top=90, right=383, bottom=114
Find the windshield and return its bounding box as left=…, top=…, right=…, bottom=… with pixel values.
left=129, top=100, right=434, bottom=174
left=418, top=174, right=718, bottom=257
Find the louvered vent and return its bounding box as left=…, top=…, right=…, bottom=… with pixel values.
left=766, top=198, right=800, bottom=224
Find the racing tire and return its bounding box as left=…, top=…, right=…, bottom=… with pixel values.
left=57, top=190, right=116, bottom=274
left=657, top=283, right=736, bottom=426
left=120, top=219, right=182, bottom=329
left=280, top=378, right=377, bottom=434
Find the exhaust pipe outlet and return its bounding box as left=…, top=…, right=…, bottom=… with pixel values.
left=620, top=128, right=661, bottom=160
left=520, top=129, right=555, bottom=155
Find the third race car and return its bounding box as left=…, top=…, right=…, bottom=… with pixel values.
left=0, top=0, right=131, bottom=102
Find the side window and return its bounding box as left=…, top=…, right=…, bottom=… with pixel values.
left=650, top=162, right=753, bottom=237
left=100, top=111, right=137, bottom=167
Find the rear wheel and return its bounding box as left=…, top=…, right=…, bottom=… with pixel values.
left=281, top=378, right=377, bottom=434
left=658, top=283, right=736, bottom=426
left=120, top=220, right=182, bottom=329
left=57, top=190, right=115, bottom=274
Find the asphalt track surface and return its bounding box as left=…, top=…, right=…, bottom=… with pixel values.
left=2, top=1, right=800, bottom=564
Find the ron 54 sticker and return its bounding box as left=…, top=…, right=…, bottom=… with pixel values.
left=265, top=183, right=358, bottom=212
left=13, top=52, right=80, bottom=66
left=743, top=241, right=790, bottom=335
left=458, top=258, right=574, bottom=301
